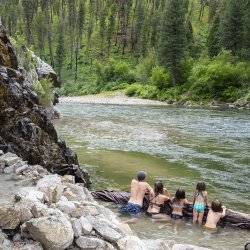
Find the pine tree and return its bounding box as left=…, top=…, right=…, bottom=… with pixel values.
left=158, top=0, right=187, bottom=85
left=242, top=0, right=250, bottom=60
left=220, top=0, right=244, bottom=56
left=208, top=14, right=221, bottom=57
left=107, top=4, right=116, bottom=55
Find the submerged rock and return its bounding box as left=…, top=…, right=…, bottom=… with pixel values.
left=117, top=236, right=147, bottom=250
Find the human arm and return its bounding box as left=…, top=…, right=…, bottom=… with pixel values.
left=146, top=183, right=154, bottom=197
left=204, top=191, right=208, bottom=206
left=221, top=206, right=226, bottom=218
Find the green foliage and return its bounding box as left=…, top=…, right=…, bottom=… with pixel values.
left=96, top=58, right=135, bottom=84
left=135, top=53, right=157, bottom=83
left=33, top=78, right=54, bottom=107
left=188, top=52, right=250, bottom=101
left=150, top=66, right=171, bottom=90
left=125, top=83, right=159, bottom=99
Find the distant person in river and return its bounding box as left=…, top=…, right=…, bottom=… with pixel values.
left=204, top=199, right=226, bottom=230
left=120, top=171, right=154, bottom=217
left=171, top=188, right=188, bottom=220
left=147, top=181, right=171, bottom=220
left=193, top=181, right=208, bottom=225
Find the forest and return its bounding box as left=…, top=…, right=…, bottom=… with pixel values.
left=0, top=0, right=250, bottom=104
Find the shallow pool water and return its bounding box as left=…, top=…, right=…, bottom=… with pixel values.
left=55, top=102, right=250, bottom=249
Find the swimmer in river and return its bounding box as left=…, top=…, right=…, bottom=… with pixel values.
left=120, top=171, right=154, bottom=221
left=204, top=199, right=226, bottom=230
left=193, top=181, right=208, bottom=225
left=147, top=181, right=171, bottom=221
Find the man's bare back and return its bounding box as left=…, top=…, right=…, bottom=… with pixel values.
left=129, top=179, right=153, bottom=207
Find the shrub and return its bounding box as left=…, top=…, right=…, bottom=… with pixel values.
left=150, top=66, right=171, bottom=90
left=125, top=83, right=159, bottom=99
left=33, top=78, right=54, bottom=106
left=125, top=83, right=142, bottom=97
left=188, top=51, right=250, bottom=101
left=135, top=53, right=157, bottom=83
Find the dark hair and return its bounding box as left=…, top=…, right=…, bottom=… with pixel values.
left=196, top=182, right=206, bottom=192
left=154, top=181, right=164, bottom=195
left=245, top=242, right=250, bottom=250
left=137, top=171, right=146, bottom=182
left=175, top=188, right=186, bottom=200
left=211, top=200, right=223, bottom=212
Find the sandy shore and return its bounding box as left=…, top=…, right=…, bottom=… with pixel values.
left=60, top=93, right=170, bottom=106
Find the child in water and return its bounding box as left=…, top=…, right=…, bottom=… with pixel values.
left=204, top=199, right=226, bottom=230
left=171, top=188, right=188, bottom=219
left=193, top=181, right=208, bottom=225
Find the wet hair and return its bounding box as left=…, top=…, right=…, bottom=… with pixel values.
left=154, top=181, right=164, bottom=195
left=196, top=182, right=206, bottom=192
left=245, top=243, right=250, bottom=250
left=137, top=171, right=146, bottom=182
left=174, top=188, right=186, bottom=201
left=211, top=200, right=223, bottom=212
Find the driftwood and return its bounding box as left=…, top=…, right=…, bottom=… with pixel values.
left=92, top=190, right=250, bottom=230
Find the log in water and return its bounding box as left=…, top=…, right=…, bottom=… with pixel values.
left=92, top=190, right=250, bottom=230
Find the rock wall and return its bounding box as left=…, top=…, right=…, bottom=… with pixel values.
left=0, top=25, right=90, bottom=186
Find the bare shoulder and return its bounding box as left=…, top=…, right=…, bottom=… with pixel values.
left=203, top=191, right=208, bottom=196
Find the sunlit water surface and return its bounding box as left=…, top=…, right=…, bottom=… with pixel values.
left=55, top=102, right=250, bottom=250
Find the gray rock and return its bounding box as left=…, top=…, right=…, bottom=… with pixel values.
left=37, top=175, right=63, bottom=203
left=75, top=236, right=115, bottom=250
left=15, top=164, right=29, bottom=174
left=0, top=204, right=21, bottom=229
left=55, top=200, right=76, bottom=215
left=25, top=214, right=74, bottom=250
left=0, top=152, right=21, bottom=166
left=91, top=217, right=124, bottom=243
left=117, top=236, right=146, bottom=250
left=0, top=229, right=13, bottom=248
left=3, top=165, right=15, bottom=174
left=0, top=150, right=4, bottom=156
left=142, top=239, right=174, bottom=250
left=172, top=244, right=210, bottom=250
left=15, top=187, right=45, bottom=203
left=62, top=175, right=75, bottom=184
left=72, top=218, right=82, bottom=238
left=80, top=216, right=93, bottom=235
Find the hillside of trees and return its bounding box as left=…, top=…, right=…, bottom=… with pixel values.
left=1, top=0, right=250, bottom=104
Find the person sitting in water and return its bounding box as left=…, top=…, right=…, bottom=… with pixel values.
left=120, top=171, right=154, bottom=217
left=171, top=188, right=188, bottom=220
left=147, top=181, right=171, bottom=220
left=193, top=181, right=208, bottom=225
left=204, top=199, right=226, bottom=230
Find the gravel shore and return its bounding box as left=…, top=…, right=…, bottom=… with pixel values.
left=60, top=94, right=170, bottom=106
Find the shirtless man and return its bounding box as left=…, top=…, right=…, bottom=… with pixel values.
left=120, top=171, right=154, bottom=217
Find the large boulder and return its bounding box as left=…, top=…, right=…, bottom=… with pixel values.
left=24, top=214, right=74, bottom=250
left=90, top=217, right=125, bottom=243
left=0, top=204, right=21, bottom=229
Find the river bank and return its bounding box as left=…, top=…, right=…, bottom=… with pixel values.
left=0, top=150, right=211, bottom=250
left=60, top=93, right=250, bottom=110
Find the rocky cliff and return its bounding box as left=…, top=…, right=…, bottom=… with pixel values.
left=0, top=25, right=90, bottom=186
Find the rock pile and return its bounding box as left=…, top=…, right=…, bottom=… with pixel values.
left=0, top=151, right=209, bottom=250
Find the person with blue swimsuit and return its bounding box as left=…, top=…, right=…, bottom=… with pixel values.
left=193, top=182, right=208, bottom=225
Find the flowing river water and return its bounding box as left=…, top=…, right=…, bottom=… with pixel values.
left=55, top=101, right=250, bottom=250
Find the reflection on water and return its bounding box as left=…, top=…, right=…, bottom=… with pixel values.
left=55, top=102, right=250, bottom=250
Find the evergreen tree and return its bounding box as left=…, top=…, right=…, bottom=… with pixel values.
left=208, top=14, right=221, bottom=57
left=158, top=0, right=188, bottom=84
left=220, top=0, right=244, bottom=56
left=242, top=0, right=250, bottom=60
left=107, top=3, right=116, bottom=55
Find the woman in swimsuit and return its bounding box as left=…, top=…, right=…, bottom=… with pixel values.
left=171, top=188, right=188, bottom=220
left=193, top=181, right=208, bottom=225
left=147, top=181, right=171, bottom=220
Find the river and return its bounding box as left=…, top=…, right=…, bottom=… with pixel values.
left=55, top=101, right=250, bottom=250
